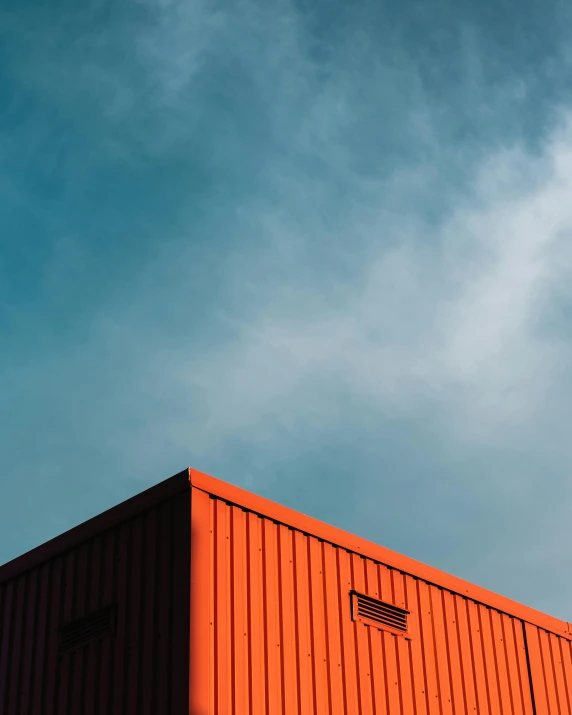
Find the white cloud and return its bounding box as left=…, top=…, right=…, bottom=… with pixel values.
left=171, top=116, right=572, bottom=456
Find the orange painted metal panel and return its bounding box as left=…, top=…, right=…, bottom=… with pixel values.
left=246, top=512, right=265, bottom=715
left=404, top=575, right=429, bottom=715
left=350, top=553, right=374, bottom=715
left=190, top=486, right=538, bottom=715
left=263, top=518, right=284, bottom=714
left=526, top=622, right=572, bottom=715
left=442, top=589, right=464, bottom=712
left=278, top=524, right=299, bottom=715
left=294, top=529, right=315, bottom=714
left=190, top=469, right=571, bottom=641
left=189, top=487, right=211, bottom=715
left=323, top=540, right=345, bottom=712
left=452, top=592, right=477, bottom=714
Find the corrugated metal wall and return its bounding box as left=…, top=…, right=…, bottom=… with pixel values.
left=0, top=491, right=189, bottom=715
left=195, top=493, right=537, bottom=715
left=525, top=623, right=572, bottom=715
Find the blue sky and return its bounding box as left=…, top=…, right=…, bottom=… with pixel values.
left=2, top=0, right=572, bottom=620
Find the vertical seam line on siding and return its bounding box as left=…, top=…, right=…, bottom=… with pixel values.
left=392, top=572, right=404, bottom=715
left=511, top=618, right=526, bottom=715
left=477, top=605, right=493, bottom=715
left=14, top=573, right=29, bottom=714
left=230, top=508, right=236, bottom=715
left=349, top=556, right=363, bottom=715
left=122, top=522, right=133, bottom=715
left=380, top=611, right=392, bottom=714
left=415, top=579, right=431, bottom=715
left=293, top=528, right=302, bottom=715
left=64, top=552, right=75, bottom=715
left=16, top=572, right=29, bottom=714
left=538, top=630, right=551, bottom=715
left=1, top=585, right=13, bottom=714
left=92, top=539, right=103, bottom=715
left=107, top=528, right=119, bottom=714
left=428, top=587, right=444, bottom=715
left=335, top=548, right=349, bottom=715
left=262, top=518, right=270, bottom=715
left=120, top=523, right=131, bottom=715
left=137, top=515, right=147, bottom=714
left=522, top=622, right=539, bottom=715
left=80, top=543, right=93, bottom=713
left=26, top=569, right=41, bottom=714
left=365, top=594, right=376, bottom=714
left=40, top=562, right=53, bottom=714
left=164, top=513, right=172, bottom=715
left=213, top=502, right=219, bottom=715
left=453, top=597, right=469, bottom=714
left=392, top=570, right=405, bottom=715
left=53, top=559, right=66, bottom=711
left=501, top=616, right=516, bottom=715
left=0, top=587, right=3, bottom=704
left=151, top=512, right=161, bottom=715
left=405, top=578, right=419, bottom=715
left=558, top=638, right=572, bottom=715
left=321, top=542, right=334, bottom=715
left=9, top=576, right=21, bottom=712
left=441, top=589, right=455, bottom=712
left=246, top=513, right=253, bottom=715
left=277, top=525, right=286, bottom=715
left=307, top=537, right=318, bottom=715
left=466, top=600, right=482, bottom=715
left=488, top=608, right=504, bottom=715
left=547, top=634, right=561, bottom=715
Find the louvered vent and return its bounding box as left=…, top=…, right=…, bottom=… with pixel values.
left=59, top=604, right=117, bottom=653
left=351, top=591, right=411, bottom=638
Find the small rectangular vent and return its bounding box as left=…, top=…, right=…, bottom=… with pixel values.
left=59, top=604, right=116, bottom=653
left=351, top=591, right=411, bottom=639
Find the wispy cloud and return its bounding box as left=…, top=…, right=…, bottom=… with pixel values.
left=174, top=116, right=572, bottom=450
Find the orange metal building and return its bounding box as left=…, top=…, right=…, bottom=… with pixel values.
left=1, top=467, right=571, bottom=714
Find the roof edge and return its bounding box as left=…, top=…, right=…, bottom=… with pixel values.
left=0, top=470, right=191, bottom=585
left=189, top=467, right=571, bottom=641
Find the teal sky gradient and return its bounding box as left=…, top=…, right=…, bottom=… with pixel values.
left=2, top=0, right=572, bottom=619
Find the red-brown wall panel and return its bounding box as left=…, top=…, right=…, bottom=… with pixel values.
left=0, top=491, right=189, bottom=715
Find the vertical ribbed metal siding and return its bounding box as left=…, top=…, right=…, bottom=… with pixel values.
left=525, top=623, right=572, bottom=715
left=202, top=496, right=535, bottom=715
left=0, top=492, right=189, bottom=715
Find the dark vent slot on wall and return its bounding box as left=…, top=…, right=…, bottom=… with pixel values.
left=351, top=591, right=411, bottom=639
left=59, top=604, right=117, bottom=653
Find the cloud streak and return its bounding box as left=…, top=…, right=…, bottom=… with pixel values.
left=178, top=117, right=572, bottom=448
